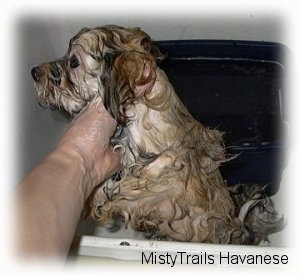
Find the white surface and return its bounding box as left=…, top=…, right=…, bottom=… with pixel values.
left=78, top=235, right=288, bottom=259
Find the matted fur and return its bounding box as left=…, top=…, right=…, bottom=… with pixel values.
left=31, top=25, right=283, bottom=244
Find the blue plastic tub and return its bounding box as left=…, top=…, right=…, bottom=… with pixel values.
left=155, top=40, right=289, bottom=195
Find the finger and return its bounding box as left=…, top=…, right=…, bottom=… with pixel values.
left=103, top=150, right=122, bottom=180
left=88, top=100, right=118, bottom=132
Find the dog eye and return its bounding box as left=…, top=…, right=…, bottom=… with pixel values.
left=70, top=55, right=80, bottom=69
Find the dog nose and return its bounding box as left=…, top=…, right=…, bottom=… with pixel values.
left=31, top=66, right=43, bottom=82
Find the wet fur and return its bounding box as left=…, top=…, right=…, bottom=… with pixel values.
left=32, top=25, right=283, bottom=244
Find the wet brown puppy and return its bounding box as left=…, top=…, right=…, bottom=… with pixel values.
left=32, top=25, right=282, bottom=244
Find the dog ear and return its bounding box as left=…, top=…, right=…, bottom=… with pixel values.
left=117, top=51, right=157, bottom=98
left=103, top=51, right=156, bottom=126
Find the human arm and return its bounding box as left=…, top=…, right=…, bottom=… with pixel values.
left=17, top=100, right=120, bottom=259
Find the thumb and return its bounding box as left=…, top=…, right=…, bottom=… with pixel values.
left=102, top=149, right=122, bottom=181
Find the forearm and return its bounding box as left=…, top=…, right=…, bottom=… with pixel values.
left=17, top=101, right=120, bottom=260
left=17, top=145, right=98, bottom=259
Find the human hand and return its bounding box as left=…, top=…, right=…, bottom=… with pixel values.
left=56, top=99, right=121, bottom=188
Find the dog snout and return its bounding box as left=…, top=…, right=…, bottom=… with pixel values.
left=31, top=66, right=43, bottom=82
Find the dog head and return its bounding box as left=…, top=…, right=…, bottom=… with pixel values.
left=31, top=25, right=163, bottom=115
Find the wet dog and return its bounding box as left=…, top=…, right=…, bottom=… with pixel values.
left=32, top=25, right=282, bottom=244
